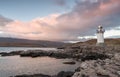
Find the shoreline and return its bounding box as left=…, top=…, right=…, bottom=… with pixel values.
left=1, top=45, right=120, bottom=77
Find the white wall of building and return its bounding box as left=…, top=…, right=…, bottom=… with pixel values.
left=97, top=33, right=104, bottom=43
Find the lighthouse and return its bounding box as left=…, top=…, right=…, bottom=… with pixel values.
left=96, top=26, right=105, bottom=46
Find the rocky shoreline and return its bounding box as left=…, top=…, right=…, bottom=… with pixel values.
left=1, top=45, right=120, bottom=77
left=13, top=71, right=74, bottom=77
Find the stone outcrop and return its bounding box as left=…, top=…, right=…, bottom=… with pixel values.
left=14, top=74, right=51, bottom=77
left=56, top=71, right=74, bottom=77
left=2, top=45, right=120, bottom=77
left=14, top=71, right=74, bottom=77
left=0, top=51, right=22, bottom=56
left=18, top=45, right=115, bottom=61
left=20, top=50, right=73, bottom=58
left=73, top=60, right=120, bottom=77
left=72, top=52, right=120, bottom=77
left=63, top=61, right=76, bottom=65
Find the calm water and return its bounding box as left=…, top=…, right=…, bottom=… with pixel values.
left=0, top=47, right=80, bottom=77
left=0, top=47, right=57, bottom=52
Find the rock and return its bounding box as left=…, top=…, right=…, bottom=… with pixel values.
left=56, top=71, right=74, bottom=77
left=8, top=45, right=120, bottom=77
left=114, top=53, right=120, bottom=61
left=117, top=71, right=120, bottom=75
left=20, top=50, right=48, bottom=57
left=57, top=47, right=65, bottom=49
left=13, top=71, right=74, bottom=77
left=14, top=74, right=51, bottom=77
left=0, top=51, right=22, bottom=56
left=0, top=52, right=12, bottom=56
left=20, top=50, right=73, bottom=59
left=72, top=58, right=120, bottom=77
left=63, top=61, right=76, bottom=65
left=17, top=45, right=114, bottom=61
left=80, top=52, right=109, bottom=61
left=75, top=67, right=81, bottom=72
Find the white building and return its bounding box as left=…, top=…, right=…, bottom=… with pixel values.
left=96, top=26, right=105, bottom=46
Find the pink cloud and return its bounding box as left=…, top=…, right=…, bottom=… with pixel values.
left=1, top=14, right=77, bottom=41
left=0, top=0, right=120, bottom=41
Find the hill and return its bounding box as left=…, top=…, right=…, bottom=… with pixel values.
left=0, top=37, right=65, bottom=47
left=69, top=38, right=120, bottom=47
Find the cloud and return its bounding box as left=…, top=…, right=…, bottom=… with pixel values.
left=56, top=0, right=120, bottom=36
left=0, top=15, right=13, bottom=26
left=78, top=26, right=120, bottom=40
left=104, top=27, right=120, bottom=38
left=0, top=14, right=79, bottom=41
left=0, top=0, right=120, bottom=42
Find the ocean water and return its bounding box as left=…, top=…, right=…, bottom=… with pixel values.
left=0, top=47, right=57, bottom=52
left=0, top=47, right=80, bottom=77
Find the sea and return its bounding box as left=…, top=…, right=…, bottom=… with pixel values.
left=0, top=47, right=80, bottom=77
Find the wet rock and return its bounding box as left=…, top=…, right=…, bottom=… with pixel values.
left=0, top=51, right=22, bottom=56
left=20, top=50, right=48, bottom=57
left=63, top=61, right=76, bottom=65
left=13, top=71, right=74, bottom=77
left=14, top=74, right=51, bottom=77
left=20, top=50, right=73, bottom=59
left=56, top=71, right=74, bottom=77
left=1, top=53, right=12, bottom=56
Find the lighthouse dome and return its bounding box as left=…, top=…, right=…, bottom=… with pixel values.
left=98, top=26, right=103, bottom=29
left=97, top=26, right=105, bottom=33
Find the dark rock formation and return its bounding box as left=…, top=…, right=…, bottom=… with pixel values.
left=63, top=61, right=76, bottom=65
left=19, top=45, right=113, bottom=61
left=80, top=52, right=109, bottom=61
left=0, top=51, right=22, bottom=56
left=56, top=71, right=74, bottom=77
left=72, top=53, right=120, bottom=77
left=67, top=45, right=120, bottom=77
left=13, top=71, right=74, bottom=77
left=14, top=74, right=51, bottom=77
left=20, top=50, right=73, bottom=59
left=9, top=45, right=120, bottom=77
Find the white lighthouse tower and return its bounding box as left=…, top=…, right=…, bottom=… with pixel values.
left=96, top=26, right=105, bottom=46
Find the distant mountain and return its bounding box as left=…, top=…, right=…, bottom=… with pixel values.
left=69, top=38, right=120, bottom=47
left=0, top=37, right=65, bottom=47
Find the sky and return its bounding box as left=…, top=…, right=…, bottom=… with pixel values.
left=0, top=0, right=75, bottom=21
left=0, top=0, right=120, bottom=42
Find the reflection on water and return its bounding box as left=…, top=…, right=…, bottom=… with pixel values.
left=0, top=47, right=57, bottom=52
left=0, top=56, right=80, bottom=77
